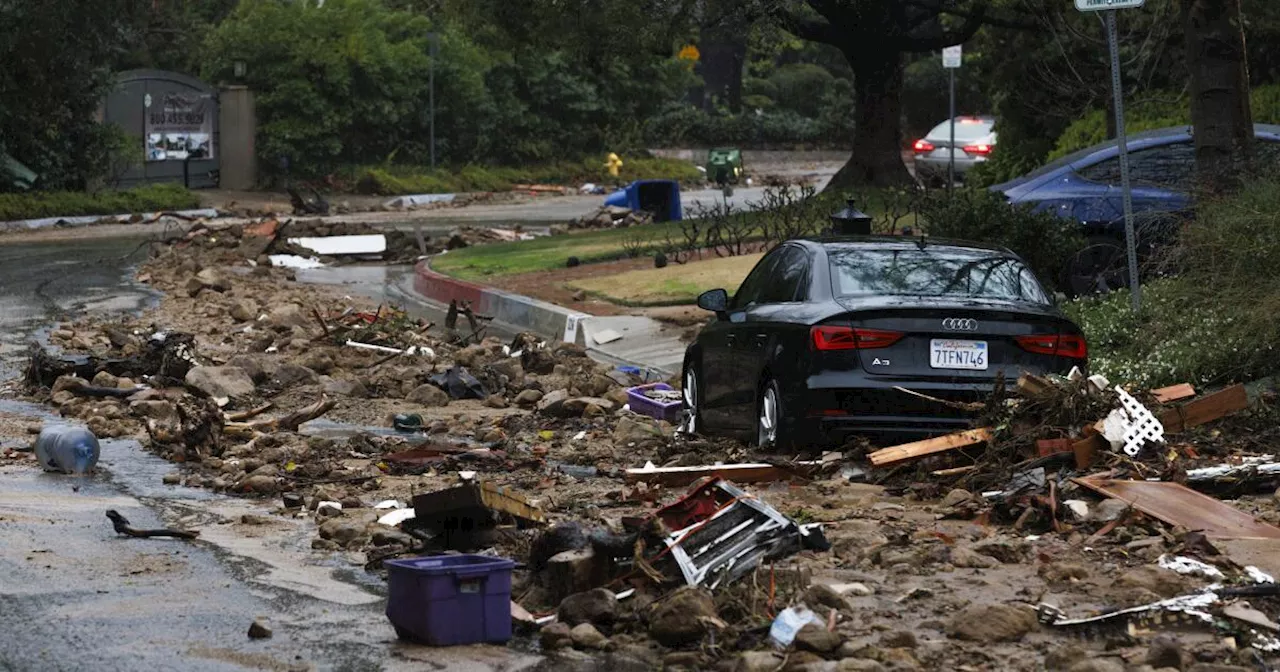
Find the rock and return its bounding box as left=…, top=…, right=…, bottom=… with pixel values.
left=803, top=584, right=856, bottom=614
left=372, top=529, right=414, bottom=547
left=247, top=619, right=272, bottom=639
left=273, top=364, right=319, bottom=387
left=236, top=475, right=278, bottom=494
left=612, top=416, right=667, bottom=449
left=481, top=429, right=505, bottom=443
left=185, top=366, right=256, bottom=399
left=483, top=394, right=509, bottom=409
left=454, top=345, right=488, bottom=368
left=229, top=299, right=259, bottom=322
left=1045, top=645, right=1089, bottom=671
left=837, top=661, right=885, bottom=672
left=1090, top=498, right=1131, bottom=523
left=950, top=544, right=1000, bottom=569
left=537, top=389, right=571, bottom=415
left=571, top=289, right=587, bottom=302
left=240, top=514, right=271, bottom=525
left=227, top=355, right=268, bottom=383
left=91, top=371, right=120, bottom=388
left=794, top=623, right=844, bottom=654
left=318, top=518, right=367, bottom=546
left=880, top=631, right=917, bottom=649
left=407, top=384, right=450, bottom=407
left=540, top=622, right=574, bottom=650
left=268, top=304, right=310, bottom=330
left=1039, top=562, right=1090, bottom=583
left=562, top=397, right=615, bottom=416
left=52, top=375, right=89, bottom=394
left=197, top=268, right=232, bottom=292
left=569, top=622, right=609, bottom=650
left=1186, top=666, right=1252, bottom=672
left=1146, top=635, right=1186, bottom=670
left=1068, top=659, right=1126, bottom=672
left=302, top=353, right=335, bottom=375
left=1115, top=566, right=1193, bottom=598
left=647, top=586, right=719, bottom=647
left=515, top=389, right=544, bottom=406
left=322, top=377, right=369, bottom=398
left=736, top=652, right=787, bottom=672
left=162, top=473, right=181, bottom=485
left=945, top=603, right=1037, bottom=642
left=558, top=588, right=617, bottom=627
left=940, top=488, right=975, bottom=508
left=282, top=493, right=305, bottom=509
left=488, top=359, right=525, bottom=386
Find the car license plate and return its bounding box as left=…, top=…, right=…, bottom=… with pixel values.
left=930, top=339, right=988, bottom=370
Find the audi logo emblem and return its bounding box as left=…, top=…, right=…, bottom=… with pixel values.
left=942, top=318, right=979, bottom=332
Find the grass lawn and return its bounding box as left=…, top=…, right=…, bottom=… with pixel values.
left=567, top=253, right=763, bottom=306
left=432, top=219, right=692, bottom=280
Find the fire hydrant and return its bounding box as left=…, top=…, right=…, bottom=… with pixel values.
left=605, top=152, right=623, bottom=178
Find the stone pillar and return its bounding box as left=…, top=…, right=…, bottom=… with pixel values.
left=218, top=86, right=257, bottom=190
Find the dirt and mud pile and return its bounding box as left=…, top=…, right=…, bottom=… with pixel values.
left=12, top=231, right=1280, bottom=671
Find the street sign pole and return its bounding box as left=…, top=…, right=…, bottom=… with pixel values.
left=1105, top=10, right=1141, bottom=311
left=942, top=45, right=962, bottom=197
left=949, top=68, right=956, bottom=196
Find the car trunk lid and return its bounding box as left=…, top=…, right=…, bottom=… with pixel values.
left=824, top=298, right=1082, bottom=381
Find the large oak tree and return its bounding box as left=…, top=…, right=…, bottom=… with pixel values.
left=772, top=0, right=1000, bottom=188
left=1181, top=0, right=1253, bottom=188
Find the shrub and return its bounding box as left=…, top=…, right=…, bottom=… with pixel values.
left=921, top=189, right=1086, bottom=291
left=642, top=104, right=846, bottom=148
left=1063, top=174, right=1280, bottom=388
left=350, top=155, right=702, bottom=195
left=0, top=183, right=200, bottom=221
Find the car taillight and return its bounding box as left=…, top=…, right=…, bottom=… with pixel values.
left=1016, top=334, right=1087, bottom=359
left=913, top=139, right=935, bottom=153
left=811, top=326, right=904, bottom=351
left=963, top=144, right=993, bottom=155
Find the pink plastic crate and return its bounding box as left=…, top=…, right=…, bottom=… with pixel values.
left=626, top=382, right=682, bottom=422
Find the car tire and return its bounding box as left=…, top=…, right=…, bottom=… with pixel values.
left=1064, top=235, right=1128, bottom=297
left=681, top=359, right=704, bottom=435
left=756, top=379, right=791, bottom=451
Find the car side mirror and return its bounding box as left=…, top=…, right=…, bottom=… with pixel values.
left=697, top=288, right=729, bottom=316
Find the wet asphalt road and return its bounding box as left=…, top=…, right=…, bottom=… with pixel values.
left=0, top=238, right=537, bottom=671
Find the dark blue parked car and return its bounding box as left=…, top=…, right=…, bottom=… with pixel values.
left=991, top=124, right=1280, bottom=294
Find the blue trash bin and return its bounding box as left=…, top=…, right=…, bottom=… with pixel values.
left=603, top=179, right=683, bottom=222
left=385, top=554, right=516, bottom=646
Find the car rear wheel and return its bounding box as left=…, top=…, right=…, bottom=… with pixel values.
left=756, top=380, right=788, bottom=450
left=682, top=361, right=703, bottom=435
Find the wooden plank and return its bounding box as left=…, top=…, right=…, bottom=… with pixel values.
left=624, top=462, right=812, bottom=487
left=931, top=465, right=977, bottom=477
left=867, top=428, right=993, bottom=467
left=1016, top=374, right=1051, bottom=398
left=1073, top=477, right=1280, bottom=540
left=1158, top=384, right=1248, bottom=434
left=1036, top=438, right=1074, bottom=458
left=1151, top=383, right=1196, bottom=404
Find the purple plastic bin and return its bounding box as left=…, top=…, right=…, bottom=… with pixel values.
left=385, top=554, right=516, bottom=646
left=627, top=382, right=682, bottom=422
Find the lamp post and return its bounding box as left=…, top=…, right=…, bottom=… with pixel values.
left=830, top=199, right=873, bottom=236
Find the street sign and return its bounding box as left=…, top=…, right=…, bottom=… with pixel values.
left=942, top=45, right=962, bottom=69
left=1075, top=0, right=1144, bottom=12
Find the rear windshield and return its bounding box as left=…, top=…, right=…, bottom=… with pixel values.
left=927, top=118, right=993, bottom=141
left=827, top=248, right=1050, bottom=304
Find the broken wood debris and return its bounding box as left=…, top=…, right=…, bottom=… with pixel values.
left=1151, top=383, right=1197, bottom=404
left=624, top=461, right=818, bottom=488
left=410, top=480, right=547, bottom=548
left=868, top=428, right=993, bottom=467
left=1073, top=476, right=1280, bottom=540
left=106, top=509, right=199, bottom=540
left=1158, top=384, right=1248, bottom=434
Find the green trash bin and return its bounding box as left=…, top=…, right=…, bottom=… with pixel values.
left=706, top=147, right=743, bottom=187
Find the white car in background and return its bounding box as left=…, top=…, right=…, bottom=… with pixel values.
left=912, top=116, right=997, bottom=187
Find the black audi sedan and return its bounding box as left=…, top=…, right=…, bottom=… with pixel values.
left=681, top=237, right=1087, bottom=448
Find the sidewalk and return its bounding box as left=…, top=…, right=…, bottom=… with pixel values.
left=412, top=259, right=686, bottom=378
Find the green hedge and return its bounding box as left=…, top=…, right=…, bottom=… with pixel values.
left=0, top=184, right=200, bottom=221
left=641, top=104, right=851, bottom=148
left=1063, top=174, right=1280, bottom=388
left=349, top=156, right=702, bottom=196
left=1048, top=84, right=1280, bottom=161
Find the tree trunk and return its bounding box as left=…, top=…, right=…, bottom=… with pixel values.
left=829, top=48, right=913, bottom=189
left=1182, top=0, right=1253, bottom=188
left=698, top=2, right=748, bottom=114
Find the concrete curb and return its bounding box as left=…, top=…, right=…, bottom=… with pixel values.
left=0, top=208, right=220, bottom=232
left=411, top=259, right=683, bottom=378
